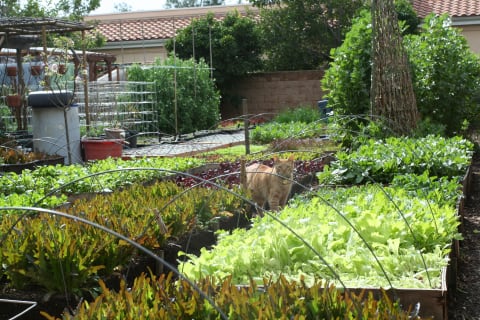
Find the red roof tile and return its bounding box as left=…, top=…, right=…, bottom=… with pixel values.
left=87, top=5, right=254, bottom=43
left=413, top=0, right=480, bottom=18
left=89, top=2, right=480, bottom=43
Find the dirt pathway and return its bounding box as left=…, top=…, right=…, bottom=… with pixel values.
left=449, top=155, right=480, bottom=319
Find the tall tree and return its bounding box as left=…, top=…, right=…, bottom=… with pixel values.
left=165, top=11, right=262, bottom=93
left=370, top=0, right=419, bottom=134
left=114, top=2, right=132, bottom=12
left=253, top=0, right=367, bottom=71
left=165, top=0, right=225, bottom=9
left=0, top=0, right=100, bottom=20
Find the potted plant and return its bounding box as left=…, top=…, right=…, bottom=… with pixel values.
left=104, top=122, right=125, bottom=140
left=30, top=64, right=42, bottom=76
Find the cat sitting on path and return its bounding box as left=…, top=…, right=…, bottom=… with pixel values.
left=245, top=155, right=295, bottom=215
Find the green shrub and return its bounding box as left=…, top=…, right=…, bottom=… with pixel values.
left=321, top=10, right=372, bottom=122
left=127, top=56, right=221, bottom=135
left=322, top=11, right=480, bottom=136
left=404, top=14, right=480, bottom=135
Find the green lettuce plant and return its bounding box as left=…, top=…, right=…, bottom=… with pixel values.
left=179, top=183, right=461, bottom=289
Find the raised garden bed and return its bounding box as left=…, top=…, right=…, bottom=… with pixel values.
left=0, top=155, right=64, bottom=173
left=0, top=134, right=473, bottom=319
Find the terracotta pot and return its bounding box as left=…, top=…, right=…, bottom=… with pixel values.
left=6, top=66, right=17, bottom=77
left=81, top=138, right=124, bottom=161
left=6, top=94, right=22, bottom=108
left=30, top=65, right=42, bottom=76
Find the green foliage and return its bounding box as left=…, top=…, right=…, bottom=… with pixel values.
left=273, top=106, right=322, bottom=124
left=394, top=0, right=421, bottom=35
left=68, top=180, right=246, bottom=244
left=180, top=183, right=460, bottom=289
left=165, top=0, right=224, bottom=9
left=318, top=135, right=473, bottom=185
left=1, top=213, right=132, bottom=296
left=321, top=10, right=373, bottom=119
left=251, top=121, right=327, bottom=144
left=3, top=0, right=100, bottom=20
left=404, top=14, right=480, bottom=135
left=165, top=12, right=262, bottom=92
left=256, top=0, right=367, bottom=71
left=0, top=156, right=205, bottom=214
left=0, top=179, right=245, bottom=295
left=128, top=56, right=220, bottom=135
left=49, top=273, right=421, bottom=319
left=323, top=11, right=480, bottom=136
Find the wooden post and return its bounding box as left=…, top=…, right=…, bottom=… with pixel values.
left=240, top=156, right=247, bottom=192
left=82, top=30, right=90, bottom=134
left=242, top=98, right=250, bottom=155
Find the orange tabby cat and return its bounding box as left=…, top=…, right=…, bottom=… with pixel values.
left=245, top=155, right=295, bottom=214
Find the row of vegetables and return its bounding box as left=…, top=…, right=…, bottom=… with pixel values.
left=0, top=134, right=473, bottom=318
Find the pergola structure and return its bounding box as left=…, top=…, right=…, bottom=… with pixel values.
left=0, top=17, right=116, bottom=130
left=0, top=17, right=117, bottom=80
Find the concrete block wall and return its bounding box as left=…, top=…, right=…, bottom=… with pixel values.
left=221, top=69, right=325, bottom=120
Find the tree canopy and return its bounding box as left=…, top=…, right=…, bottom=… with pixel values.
left=165, top=11, right=262, bottom=93
left=254, top=0, right=367, bottom=71
left=322, top=9, right=480, bottom=137
left=0, top=0, right=100, bottom=21
left=165, top=0, right=226, bottom=9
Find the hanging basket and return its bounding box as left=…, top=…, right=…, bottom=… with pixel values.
left=30, top=65, right=42, bottom=76
left=6, top=66, right=17, bottom=77
left=6, top=94, right=22, bottom=108
left=58, top=64, right=67, bottom=75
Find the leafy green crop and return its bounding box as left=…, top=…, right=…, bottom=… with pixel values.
left=273, top=106, right=322, bottom=124
left=318, top=135, right=473, bottom=184
left=0, top=156, right=205, bottom=215
left=251, top=121, right=327, bottom=144
left=179, top=184, right=461, bottom=289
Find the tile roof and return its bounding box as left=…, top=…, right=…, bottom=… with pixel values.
left=88, top=2, right=480, bottom=43
left=412, top=0, right=480, bottom=18
left=86, top=5, right=255, bottom=43
left=95, top=17, right=191, bottom=42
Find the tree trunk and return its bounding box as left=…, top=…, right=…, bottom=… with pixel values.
left=371, top=0, right=419, bottom=135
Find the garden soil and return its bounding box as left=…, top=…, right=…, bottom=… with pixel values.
left=449, top=151, right=480, bottom=319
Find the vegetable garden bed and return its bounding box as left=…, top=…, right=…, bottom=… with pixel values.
left=0, top=134, right=473, bottom=319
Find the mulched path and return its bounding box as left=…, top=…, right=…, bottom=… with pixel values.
left=448, top=153, right=480, bottom=319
